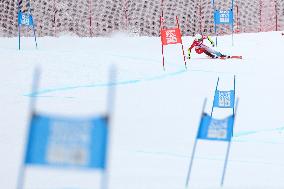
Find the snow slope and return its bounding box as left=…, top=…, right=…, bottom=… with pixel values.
left=1, top=31, right=284, bottom=189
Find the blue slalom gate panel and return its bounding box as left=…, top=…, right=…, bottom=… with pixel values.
left=25, top=114, right=108, bottom=170
left=214, top=10, right=233, bottom=25
left=197, top=114, right=234, bottom=142
left=17, top=1, right=38, bottom=50
left=213, top=90, right=235, bottom=108
left=18, top=12, right=34, bottom=27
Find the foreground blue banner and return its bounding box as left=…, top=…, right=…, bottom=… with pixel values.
left=25, top=114, right=108, bottom=169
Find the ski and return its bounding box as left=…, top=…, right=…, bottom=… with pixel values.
left=220, top=55, right=242, bottom=60
left=189, top=55, right=243, bottom=60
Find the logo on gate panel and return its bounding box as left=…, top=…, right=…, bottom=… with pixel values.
left=207, top=119, right=228, bottom=139
left=218, top=91, right=232, bottom=107
left=166, top=30, right=178, bottom=44
left=214, top=10, right=233, bottom=25
left=46, top=121, right=92, bottom=167
left=18, top=12, right=33, bottom=26
left=161, top=28, right=182, bottom=45
left=219, top=10, right=230, bottom=23
left=21, top=14, right=30, bottom=25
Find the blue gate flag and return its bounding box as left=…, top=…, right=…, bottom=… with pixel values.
left=18, top=12, right=34, bottom=27
left=197, top=114, right=234, bottom=142
left=213, top=90, right=235, bottom=108
left=25, top=114, right=108, bottom=169
left=214, top=10, right=233, bottom=25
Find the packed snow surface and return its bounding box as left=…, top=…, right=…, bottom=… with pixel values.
left=1, top=31, right=284, bottom=189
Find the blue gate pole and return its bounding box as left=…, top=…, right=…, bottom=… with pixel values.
left=211, top=77, right=219, bottom=117
left=17, top=0, right=21, bottom=50
left=221, top=97, right=239, bottom=186
left=28, top=0, right=38, bottom=49
left=232, top=75, right=236, bottom=136
left=185, top=99, right=207, bottom=187
left=18, top=22, right=21, bottom=50
left=101, top=65, right=117, bottom=189
left=212, top=0, right=218, bottom=46
left=215, top=21, right=218, bottom=47
left=231, top=0, right=234, bottom=46
left=220, top=140, right=232, bottom=186
left=232, top=97, right=239, bottom=138
left=231, top=13, right=234, bottom=46
left=185, top=136, right=198, bottom=187
left=214, top=10, right=218, bottom=47
left=16, top=67, right=41, bottom=189
left=233, top=75, right=236, bottom=117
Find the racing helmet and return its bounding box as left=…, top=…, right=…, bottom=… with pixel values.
left=195, top=33, right=202, bottom=41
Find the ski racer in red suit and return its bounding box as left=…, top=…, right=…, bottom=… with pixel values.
left=188, top=34, right=229, bottom=59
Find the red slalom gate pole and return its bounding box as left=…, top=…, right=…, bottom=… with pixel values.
left=259, top=0, right=262, bottom=32
left=161, top=0, right=164, bottom=17
left=53, top=0, right=56, bottom=37
left=89, top=0, right=92, bottom=37
left=160, top=0, right=164, bottom=29
left=124, top=0, right=129, bottom=31
left=176, top=16, right=187, bottom=69
left=162, top=43, right=165, bottom=70
left=160, top=16, right=165, bottom=70
left=236, top=4, right=240, bottom=33
left=275, top=2, right=278, bottom=31
left=199, top=4, right=202, bottom=33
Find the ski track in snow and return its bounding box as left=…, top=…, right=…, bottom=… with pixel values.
left=24, top=54, right=246, bottom=97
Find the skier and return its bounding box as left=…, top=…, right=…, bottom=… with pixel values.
left=188, top=34, right=229, bottom=59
